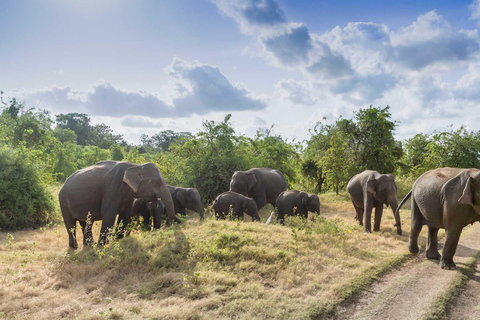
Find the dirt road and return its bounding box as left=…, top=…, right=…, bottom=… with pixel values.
left=334, top=223, right=480, bottom=320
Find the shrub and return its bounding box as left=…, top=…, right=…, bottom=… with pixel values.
left=0, top=146, right=55, bottom=229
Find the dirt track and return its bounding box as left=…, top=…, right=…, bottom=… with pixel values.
left=334, top=223, right=480, bottom=320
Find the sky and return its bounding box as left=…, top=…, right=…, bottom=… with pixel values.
left=2, top=0, right=480, bottom=143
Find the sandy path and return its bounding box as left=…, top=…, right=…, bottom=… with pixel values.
left=448, top=251, right=480, bottom=319
left=334, top=223, right=480, bottom=320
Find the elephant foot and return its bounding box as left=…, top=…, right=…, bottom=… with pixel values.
left=408, top=242, right=419, bottom=254
left=373, top=227, right=380, bottom=232
left=426, top=250, right=441, bottom=260
left=441, top=259, right=456, bottom=270
left=363, top=229, right=372, bottom=234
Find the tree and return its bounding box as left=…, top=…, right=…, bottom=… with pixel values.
left=56, top=113, right=92, bottom=146
left=320, top=131, right=348, bottom=195
left=354, top=106, right=400, bottom=173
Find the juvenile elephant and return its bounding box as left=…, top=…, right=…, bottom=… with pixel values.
left=59, top=161, right=179, bottom=249
left=131, top=198, right=165, bottom=230
left=212, top=191, right=260, bottom=221
left=275, top=190, right=320, bottom=224
left=168, top=186, right=204, bottom=219
left=347, top=170, right=402, bottom=234
left=229, top=168, right=287, bottom=211
left=396, top=168, right=480, bottom=270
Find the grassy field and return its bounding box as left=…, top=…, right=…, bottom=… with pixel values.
left=0, top=192, right=429, bottom=320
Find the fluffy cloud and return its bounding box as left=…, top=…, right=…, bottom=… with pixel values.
left=471, top=0, right=480, bottom=22
left=121, top=116, right=164, bottom=128
left=275, top=79, right=317, bottom=105
left=20, top=58, right=266, bottom=119
left=213, top=0, right=286, bottom=34
left=391, top=11, right=479, bottom=69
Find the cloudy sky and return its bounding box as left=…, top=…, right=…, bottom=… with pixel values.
left=2, top=0, right=480, bottom=143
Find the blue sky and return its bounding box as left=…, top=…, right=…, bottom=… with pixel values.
left=2, top=0, right=480, bottom=142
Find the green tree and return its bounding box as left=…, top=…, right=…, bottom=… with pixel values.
left=320, top=131, right=349, bottom=195
left=56, top=113, right=92, bottom=146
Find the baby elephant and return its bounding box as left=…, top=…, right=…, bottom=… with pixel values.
left=212, top=191, right=260, bottom=221
left=131, top=198, right=165, bottom=230
left=275, top=190, right=320, bottom=224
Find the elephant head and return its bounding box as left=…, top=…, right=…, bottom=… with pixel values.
left=145, top=201, right=165, bottom=229
left=230, top=171, right=257, bottom=196
left=123, top=163, right=179, bottom=223
left=242, top=198, right=260, bottom=221
left=366, top=173, right=401, bottom=234
left=177, top=188, right=204, bottom=219
left=458, top=171, right=480, bottom=212
left=301, top=193, right=320, bottom=214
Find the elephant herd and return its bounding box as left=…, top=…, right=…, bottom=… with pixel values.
left=59, top=160, right=480, bottom=270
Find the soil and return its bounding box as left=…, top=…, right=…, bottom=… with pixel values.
left=334, top=223, right=480, bottom=320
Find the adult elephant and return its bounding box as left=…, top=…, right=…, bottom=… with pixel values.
left=59, top=161, right=179, bottom=249
left=347, top=170, right=402, bottom=235
left=131, top=198, right=165, bottom=230
left=396, top=168, right=480, bottom=270
left=229, top=168, right=287, bottom=211
left=212, top=191, right=260, bottom=221
left=275, top=190, right=320, bottom=224
left=168, top=186, right=204, bottom=219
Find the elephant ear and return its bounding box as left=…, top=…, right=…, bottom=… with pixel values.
left=246, top=172, right=257, bottom=190
left=367, top=179, right=377, bottom=195
left=301, top=194, right=308, bottom=206
left=177, top=189, right=186, bottom=206
left=242, top=200, right=248, bottom=210
left=123, top=166, right=144, bottom=193
left=295, top=192, right=308, bottom=206
left=459, top=177, right=474, bottom=206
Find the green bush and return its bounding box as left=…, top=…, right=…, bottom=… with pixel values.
left=0, top=146, right=55, bottom=230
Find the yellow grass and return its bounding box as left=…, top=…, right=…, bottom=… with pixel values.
left=0, top=192, right=432, bottom=319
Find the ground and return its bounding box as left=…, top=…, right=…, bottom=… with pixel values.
left=2, top=192, right=477, bottom=320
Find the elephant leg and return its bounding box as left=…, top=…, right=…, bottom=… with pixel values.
left=352, top=201, right=364, bottom=225
left=141, top=211, right=152, bottom=231
left=64, top=216, right=78, bottom=250
left=373, top=203, right=383, bottom=231
left=408, top=199, right=423, bottom=254
left=363, top=195, right=374, bottom=233
left=426, top=226, right=441, bottom=260
left=79, top=220, right=94, bottom=247
left=441, top=227, right=462, bottom=270
left=98, top=208, right=119, bottom=247
left=254, top=195, right=267, bottom=212
left=117, top=210, right=132, bottom=238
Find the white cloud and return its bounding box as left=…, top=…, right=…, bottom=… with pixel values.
left=275, top=79, right=317, bottom=105
left=121, top=116, right=164, bottom=128
left=470, top=0, right=480, bottom=22
left=19, top=58, right=267, bottom=119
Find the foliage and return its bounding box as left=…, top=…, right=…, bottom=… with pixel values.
left=0, top=145, right=55, bottom=229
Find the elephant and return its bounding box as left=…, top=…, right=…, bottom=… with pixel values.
left=229, top=168, right=287, bottom=211
left=131, top=198, right=165, bottom=230
left=168, top=186, right=204, bottom=219
left=212, top=191, right=260, bottom=221
left=59, top=161, right=179, bottom=249
left=396, top=168, right=480, bottom=270
left=275, top=190, right=320, bottom=224
left=347, top=170, right=402, bottom=234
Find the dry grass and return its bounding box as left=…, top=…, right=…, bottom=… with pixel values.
left=0, top=192, right=430, bottom=320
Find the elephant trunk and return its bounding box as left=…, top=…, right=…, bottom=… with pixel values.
left=389, top=197, right=402, bottom=235
left=158, top=184, right=181, bottom=223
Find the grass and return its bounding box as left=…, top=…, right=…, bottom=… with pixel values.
left=422, top=252, right=480, bottom=320
left=0, top=192, right=423, bottom=319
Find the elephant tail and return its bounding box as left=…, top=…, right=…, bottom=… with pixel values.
left=395, top=190, right=412, bottom=232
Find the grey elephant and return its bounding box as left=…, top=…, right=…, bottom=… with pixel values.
left=275, top=190, right=320, bottom=224
left=168, top=186, right=204, bottom=219
left=347, top=170, right=402, bottom=234
left=59, top=161, right=179, bottom=249
left=229, top=168, right=287, bottom=211
left=212, top=191, right=260, bottom=221
left=396, top=168, right=480, bottom=270
left=131, top=198, right=165, bottom=230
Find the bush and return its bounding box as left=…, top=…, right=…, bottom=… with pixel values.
left=0, top=146, right=56, bottom=230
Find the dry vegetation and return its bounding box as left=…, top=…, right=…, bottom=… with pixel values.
left=0, top=193, right=432, bottom=320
